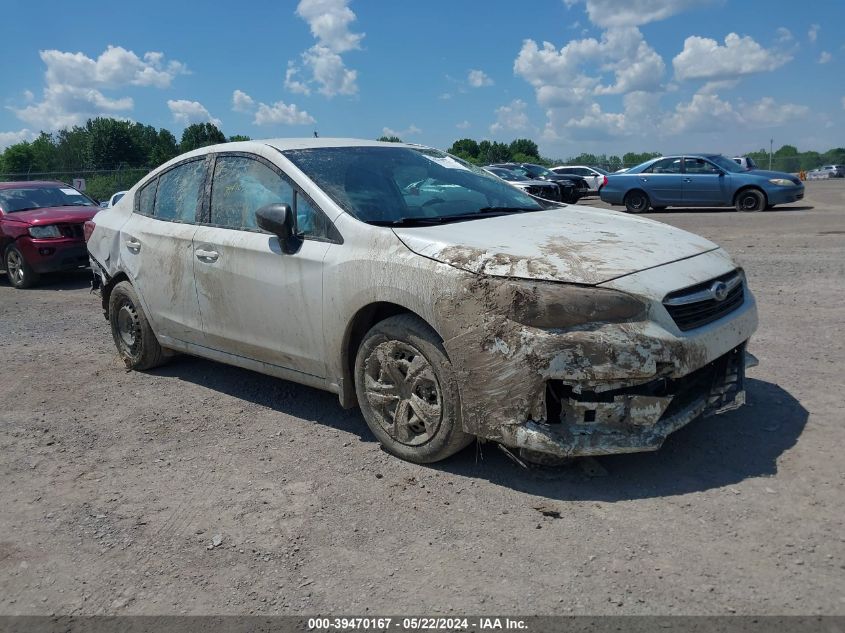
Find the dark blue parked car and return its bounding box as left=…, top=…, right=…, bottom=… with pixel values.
left=600, top=154, right=804, bottom=212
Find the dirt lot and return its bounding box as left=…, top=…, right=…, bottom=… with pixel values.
left=1, top=180, right=844, bottom=616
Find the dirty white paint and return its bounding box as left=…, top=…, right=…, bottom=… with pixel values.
left=88, top=138, right=758, bottom=461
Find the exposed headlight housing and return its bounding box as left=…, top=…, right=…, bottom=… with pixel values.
left=500, top=279, right=647, bottom=328
left=29, top=225, right=62, bottom=238
left=768, top=178, right=793, bottom=186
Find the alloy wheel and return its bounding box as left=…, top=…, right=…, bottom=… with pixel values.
left=6, top=250, right=24, bottom=286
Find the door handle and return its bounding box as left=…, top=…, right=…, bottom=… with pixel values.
left=195, top=248, right=219, bottom=263
left=683, top=178, right=692, bottom=182
left=639, top=177, right=649, bottom=182
left=125, top=238, right=141, bottom=252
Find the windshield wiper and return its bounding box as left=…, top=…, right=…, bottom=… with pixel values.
left=368, top=206, right=543, bottom=227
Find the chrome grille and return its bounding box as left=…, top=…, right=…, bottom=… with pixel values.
left=663, top=269, right=745, bottom=331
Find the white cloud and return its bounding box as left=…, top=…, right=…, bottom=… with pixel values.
left=818, top=51, right=832, bottom=64
left=254, top=101, right=315, bottom=126
left=285, top=0, right=364, bottom=98
left=566, top=0, right=710, bottom=28
left=514, top=27, right=664, bottom=108
left=467, top=69, right=493, bottom=87
left=456, top=120, right=471, bottom=129
left=808, top=24, right=819, bottom=43
left=9, top=46, right=187, bottom=130
left=232, top=89, right=255, bottom=112
left=673, top=33, right=792, bottom=81
left=667, top=91, right=807, bottom=134
left=296, top=0, right=364, bottom=53
left=490, top=99, right=530, bottom=134
left=776, top=27, right=793, bottom=44
left=439, top=92, right=452, bottom=100
left=0, top=129, right=36, bottom=151
left=382, top=124, right=422, bottom=138
left=167, top=100, right=222, bottom=128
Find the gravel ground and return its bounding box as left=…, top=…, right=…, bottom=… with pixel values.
left=1, top=180, right=843, bottom=616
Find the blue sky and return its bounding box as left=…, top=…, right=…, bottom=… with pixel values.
left=1, top=0, right=843, bottom=159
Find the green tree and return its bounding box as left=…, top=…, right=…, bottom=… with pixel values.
left=180, top=123, right=226, bottom=153
left=509, top=138, right=539, bottom=159
left=448, top=138, right=480, bottom=158
left=29, top=132, right=58, bottom=173
left=622, top=151, right=661, bottom=167
left=2, top=142, right=35, bottom=174
left=86, top=118, right=144, bottom=168
left=376, top=135, right=402, bottom=143
left=150, top=129, right=179, bottom=167
left=228, top=135, right=251, bottom=142
left=54, top=126, right=90, bottom=170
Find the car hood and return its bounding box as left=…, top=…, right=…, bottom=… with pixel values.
left=3, top=205, right=100, bottom=225
left=746, top=169, right=801, bottom=181
left=394, top=205, right=719, bottom=285
left=512, top=179, right=555, bottom=187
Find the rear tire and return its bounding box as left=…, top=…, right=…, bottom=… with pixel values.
left=735, top=189, right=766, bottom=212
left=354, top=314, right=473, bottom=463
left=4, top=245, right=39, bottom=289
left=624, top=190, right=650, bottom=213
left=108, top=281, right=166, bottom=370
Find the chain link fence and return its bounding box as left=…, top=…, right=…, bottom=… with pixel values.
left=0, top=166, right=152, bottom=203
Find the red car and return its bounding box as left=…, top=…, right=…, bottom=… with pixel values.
left=0, top=181, right=100, bottom=288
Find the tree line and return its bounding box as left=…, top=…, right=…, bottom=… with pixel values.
left=0, top=118, right=248, bottom=201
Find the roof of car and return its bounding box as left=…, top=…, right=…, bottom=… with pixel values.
left=0, top=180, right=66, bottom=190
left=261, top=137, right=421, bottom=151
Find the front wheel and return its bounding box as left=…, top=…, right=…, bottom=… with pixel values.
left=108, top=281, right=166, bottom=370
left=624, top=190, right=650, bottom=213
left=354, top=314, right=473, bottom=463
left=735, top=189, right=766, bottom=212
left=4, top=245, right=39, bottom=289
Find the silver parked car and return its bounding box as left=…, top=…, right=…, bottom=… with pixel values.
left=87, top=139, right=758, bottom=464
left=807, top=165, right=844, bottom=179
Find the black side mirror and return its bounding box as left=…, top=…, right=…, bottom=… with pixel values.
left=256, top=203, right=301, bottom=254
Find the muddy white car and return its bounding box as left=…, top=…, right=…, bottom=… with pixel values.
left=87, top=139, right=758, bottom=464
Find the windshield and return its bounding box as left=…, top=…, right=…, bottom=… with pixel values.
left=486, top=168, right=526, bottom=182
left=706, top=155, right=744, bottom=173
left=592, top=166, right=609, bottom=175
left=0, top=185, right=96, bottom=212
left=283, top=146, right=550, bottom=224
left=522, top=164, right=554, bottom=178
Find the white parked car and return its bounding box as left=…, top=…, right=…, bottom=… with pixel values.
left=86, top=139, right=758, bottom=464
left=732, top=156, right=759, bottom=171
left=550, top=165, right=609, bottom=192
left=108, top=190, right=128, bottom=208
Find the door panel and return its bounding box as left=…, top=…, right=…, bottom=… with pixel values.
left=192, top=226, right=330, bottom=377
left=121, top=216, right=202, bottom=342
left=639, top=157, right=684, bottom=204
left=119, top=160, right=206, bottom=343
left=683, top=158, right=729, bottom=205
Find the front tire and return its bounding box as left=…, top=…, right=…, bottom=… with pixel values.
left=4, top=245, right=39, bottom=289
left=624, top=190, right=650, bottom=213
left=735, top=189, right=766, bottom=212
left=354, top=314, right=473, bottom=463
left=108, top=281, right=166, bottom=370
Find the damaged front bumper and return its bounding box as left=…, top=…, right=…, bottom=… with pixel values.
left=500, top=345, right=751, bottom=458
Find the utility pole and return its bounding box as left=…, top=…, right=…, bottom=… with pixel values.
left=769, top=138, right=773, bottom=170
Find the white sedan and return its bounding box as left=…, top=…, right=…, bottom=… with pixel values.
left=86, top=138, right=757, bottom=464
left=550, top=165, right=609, bottom=192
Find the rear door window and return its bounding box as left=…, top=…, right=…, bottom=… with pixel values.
left=137, top=179, right=157, bottom=216
left=154, top=160, right=206, bottom=223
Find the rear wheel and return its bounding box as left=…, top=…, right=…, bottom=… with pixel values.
left=4, top=245, right=39, bottom=289
left=735, top=189, right=766, bottom=212
left=108, top=281, right=166, bottom=370
left=354, top=314, right=473, bottom=463
left=624, top=190, right=650, bottom=213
